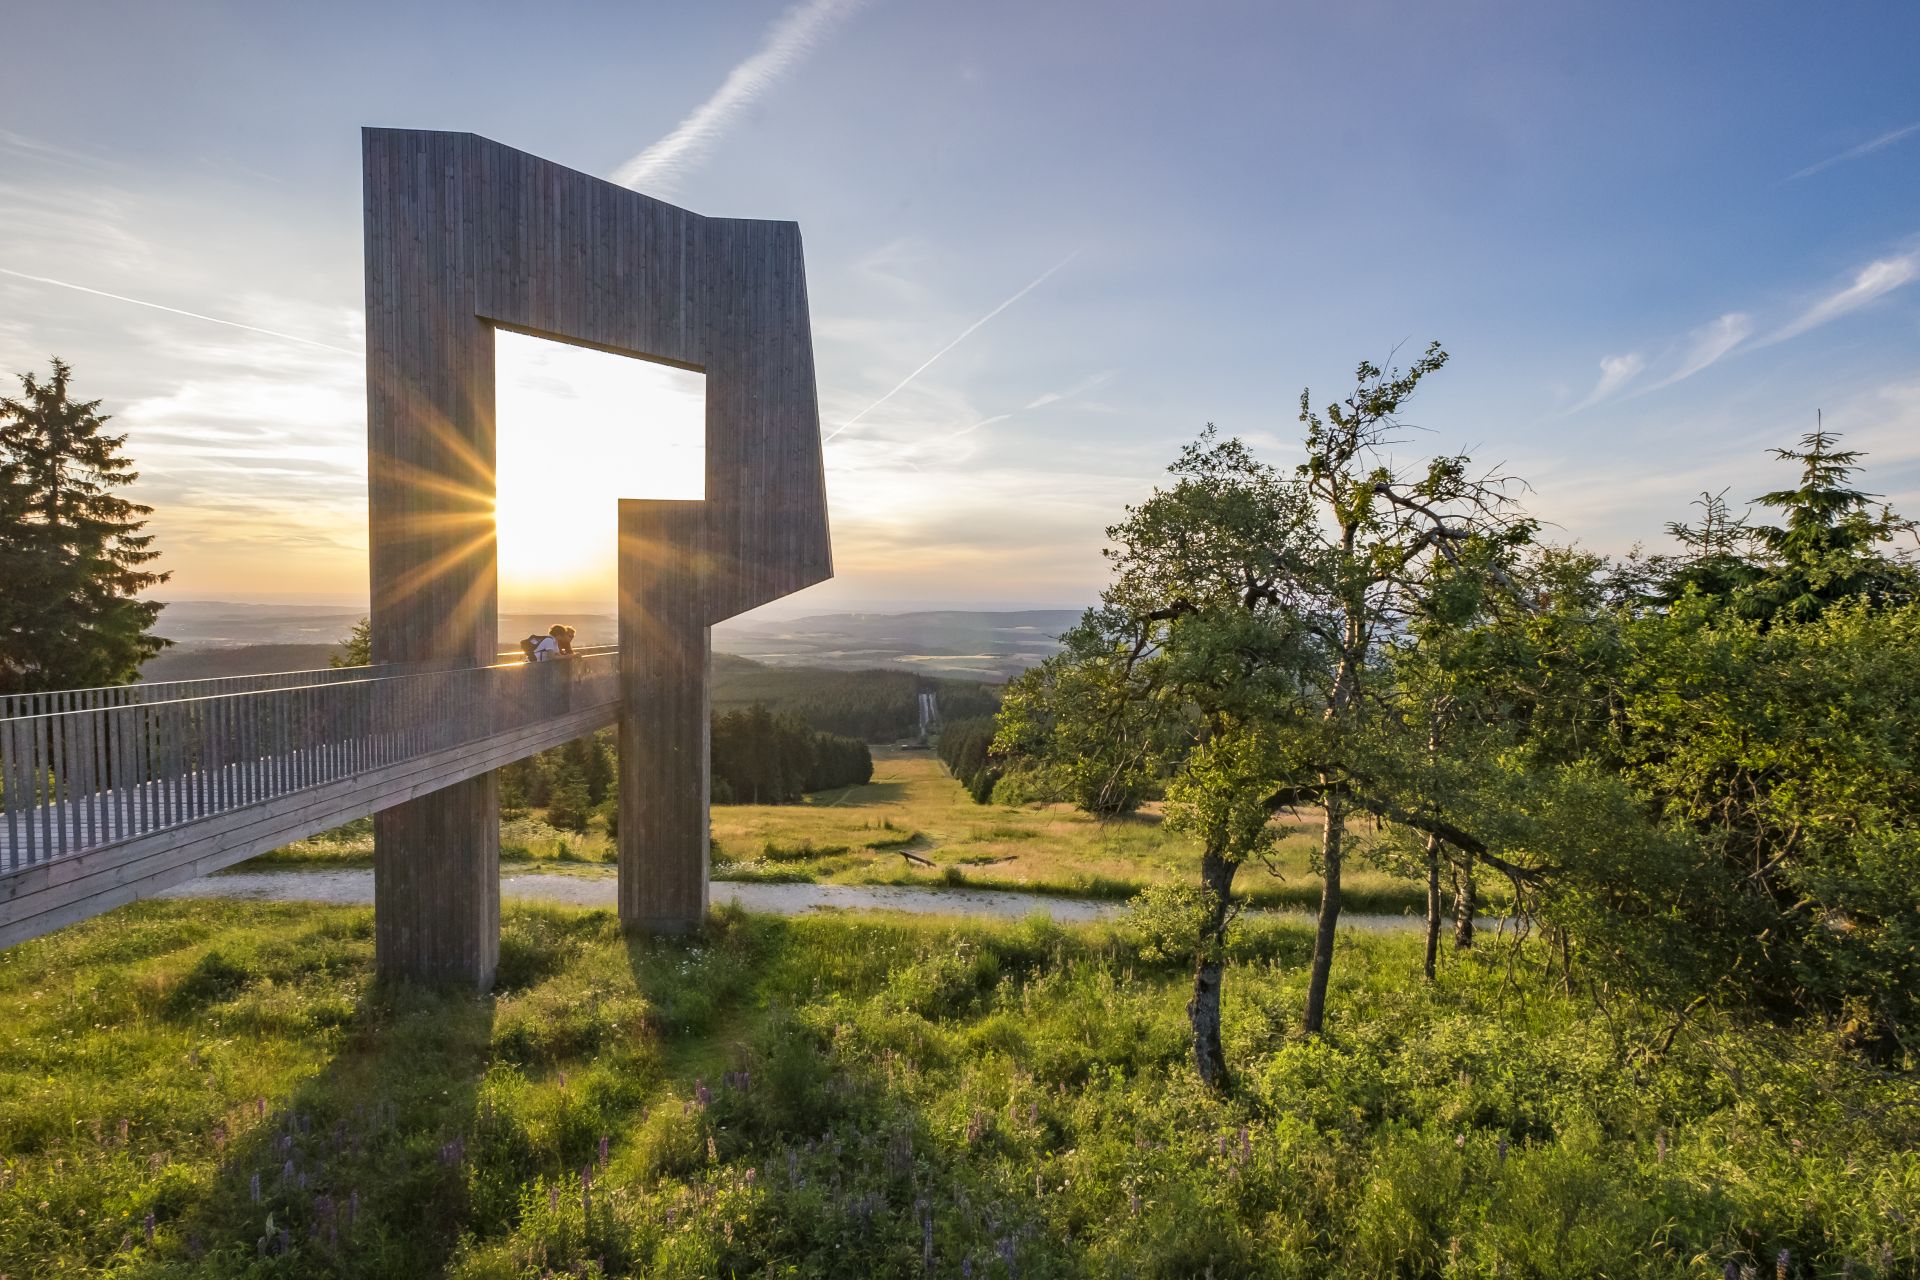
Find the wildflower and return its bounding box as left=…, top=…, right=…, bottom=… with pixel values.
left=1777, top=1250, right=1790, bottom=1280
left=549, top=1185, right=560, bottom=1214
left=745, top=1167, right=757, bottom=1187
left=249, top=1171, right=261, bottom=1203
left=1497, top=1135, right=1508, bottom=1162
left=144, top=1209, right=156, bottom=1245
left=598, top=1135, right=609, bottom=1170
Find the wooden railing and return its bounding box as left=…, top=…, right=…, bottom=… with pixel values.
left=0, top=651, right=618, bottom=872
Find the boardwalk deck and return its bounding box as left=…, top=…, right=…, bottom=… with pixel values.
left=0, top=652, right=617, bottom=947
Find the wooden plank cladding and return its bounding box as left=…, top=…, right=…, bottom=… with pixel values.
left=363, top=128, right=834, bottom=956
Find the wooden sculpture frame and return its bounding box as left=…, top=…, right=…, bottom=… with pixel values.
left=363, top=128, right=832, bottom=988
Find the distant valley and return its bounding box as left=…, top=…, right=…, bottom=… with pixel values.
left=139, top=601, right=1080, bottom=684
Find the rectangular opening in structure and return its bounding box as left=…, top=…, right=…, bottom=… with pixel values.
left=493, top=328, right=704, bottom=626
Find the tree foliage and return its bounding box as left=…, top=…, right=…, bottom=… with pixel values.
left=711, top=704, right=872, bottom=804
left=0, top=358, right=169, bottom=692
left=1013, top=336, right=1920, bottom=1086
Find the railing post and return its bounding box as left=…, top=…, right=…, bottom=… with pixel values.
left=617, top=500, right=710, bottom=934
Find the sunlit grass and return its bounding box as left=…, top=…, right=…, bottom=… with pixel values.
left=0, top=899, right=1909, bottom=1276
left=710, top=749, right=1435, bottom=913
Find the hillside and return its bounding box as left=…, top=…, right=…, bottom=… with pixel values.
left=713, top=608, right=1079, bottom=680
left=139, top=643, right=340, bottom=682
left=711, top=653, right=1000, bottom=740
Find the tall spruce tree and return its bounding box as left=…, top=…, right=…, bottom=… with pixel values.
left=0, top=359, right=169, bottom=693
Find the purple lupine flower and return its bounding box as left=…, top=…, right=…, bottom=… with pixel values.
left=1497, top=1135, right=1508, bottom=1162
left=249, top=1171, right=261, bottom=1203
left=1777, top=1249, right=1790, bottom=1280
left=118, top=1117, right=130, bottom=1143
left=549, top=1184, right=560, bottom=1214
left=144, top=1209, right=155, bottom=1245
left=598, top=1135, right=609, bottom=1169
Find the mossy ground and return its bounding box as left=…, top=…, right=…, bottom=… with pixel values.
left=1, top=898, right=1912, bottom=1277
left=245, top=749, right=1443, bottom=914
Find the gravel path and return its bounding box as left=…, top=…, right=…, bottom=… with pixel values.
left=161, top=868, right=1439, bottom=932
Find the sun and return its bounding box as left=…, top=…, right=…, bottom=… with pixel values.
left=492, top=329, right=705, bottom=602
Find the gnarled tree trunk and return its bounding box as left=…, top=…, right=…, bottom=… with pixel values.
left=1187, top=844, right=1239, bottom=1092
left=1423, top=832, right=1443, bottom=980
left=1453, top=849, right=1476, bottom=948
left=1302, top=789, right=1344, bottom=1034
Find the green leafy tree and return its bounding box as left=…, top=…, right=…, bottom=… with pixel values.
left=0, top=358, right=169, bottom=692
left=1035, top=345, right=1537, bottom=1086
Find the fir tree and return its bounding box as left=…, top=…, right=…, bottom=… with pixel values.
left=0, top=359, right=169, bottom=693
left=1744, top=425, right=1917, bottom=620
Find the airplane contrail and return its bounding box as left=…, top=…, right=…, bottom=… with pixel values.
left=825, top=248, right=1082, bottom=443
left=611, top=0, right=870, bottom=194
left=0, top=266, right=358, bottom=356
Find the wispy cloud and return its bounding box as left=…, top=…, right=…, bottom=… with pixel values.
left=1644, top=312, right=1753, bottom=392
left=610, top=0, right=870, bottom=194
left=1763, top=252, right=1918, bottom=345
left=1788, top=120, right=1920, bottom=181
left=1570, top=351, right=1645, bottom=412
left=0, top=266, right=358, bottom=355
left=1024, top=369, right=1115, bottom=411
left=826, top=248, right=1083, bottom=442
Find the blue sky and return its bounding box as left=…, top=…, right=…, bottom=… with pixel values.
left=2, top=0, right=1916, bottom=614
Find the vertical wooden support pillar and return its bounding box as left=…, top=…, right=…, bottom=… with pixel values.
left=364, top=128, right=499, bottom=990
left=617, top=500, right=710, bottom=933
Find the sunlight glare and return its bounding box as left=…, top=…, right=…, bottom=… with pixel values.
left=493, top=329, right=704, bottom=601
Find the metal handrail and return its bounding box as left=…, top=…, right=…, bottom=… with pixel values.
left=0, top=650, right=619, bottom=871
left=0, top=645, right=620, bottom=721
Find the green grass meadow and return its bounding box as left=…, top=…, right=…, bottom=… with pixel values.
left=1, top=898, right=1913, bottom=1277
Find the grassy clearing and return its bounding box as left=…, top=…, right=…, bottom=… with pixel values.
left=718, top=749, right=1436, bottom=913
left=239, top=748, right=1437, bottom=913
left=1, top=899, right=1912, bottom=1277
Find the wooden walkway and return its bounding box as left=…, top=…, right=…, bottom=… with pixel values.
left=0, top=652, right=619, bottom=947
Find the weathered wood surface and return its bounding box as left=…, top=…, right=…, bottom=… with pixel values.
left=617, top=501, right=711, bottom=933
left=362, top=129, right=833, bottom=960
